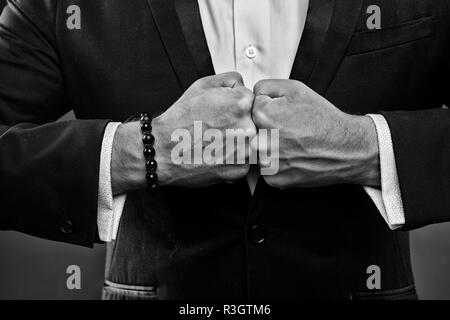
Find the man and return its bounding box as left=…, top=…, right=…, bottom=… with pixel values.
left=0, top=0, right=449, bottom=299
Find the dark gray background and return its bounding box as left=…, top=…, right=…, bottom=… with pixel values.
left=1, top=1, right=450, bottom=300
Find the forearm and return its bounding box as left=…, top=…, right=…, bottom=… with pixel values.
left=341, top=115, right=381, bottom=187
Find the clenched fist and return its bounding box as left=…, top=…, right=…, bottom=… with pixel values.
left=252, top=79, right=380, bottom=189
left=112, top=72, right=256, bottom=194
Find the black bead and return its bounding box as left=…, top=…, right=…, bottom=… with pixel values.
left=146, top=172, right=158, bottom=184
left=143, top=146, right=155, bottom=159
left=142, top=133, right=155, bottom=145
left=140, top=113, right=151, bottom=123
left=146, top=159, right=158, bottom=172
left=141, top=122, right=152, bottom=133
left=147, top=183, right=159, bottom=194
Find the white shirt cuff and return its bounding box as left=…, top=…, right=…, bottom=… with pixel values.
left=97, top=122, right=127, bottom=242
left=363, top=114, right=405, bottom=230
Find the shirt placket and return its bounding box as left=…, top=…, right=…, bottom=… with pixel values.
left=233, top=0, right=271, bottom=89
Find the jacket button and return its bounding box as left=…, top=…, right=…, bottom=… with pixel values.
left=61, top=220, right=74, bottom=235
left=249, top=225, right=266, bottom=244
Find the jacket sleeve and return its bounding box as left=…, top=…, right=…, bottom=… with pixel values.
left=0, top=0, right=109, bottom=247
left=380, top=107, right=450, bottom=230
left=380, top=45, right=450, bottom=230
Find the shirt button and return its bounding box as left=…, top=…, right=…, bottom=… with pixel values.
left=249, top=225, right=266, bottom=244
left=61, top=220, right=74, bottom=235
left=245, top=45, right=257, bottom=59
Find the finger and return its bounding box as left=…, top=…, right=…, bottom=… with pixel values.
left=233, top=86, right=254, bottom=113
left=240, top=117, right=257, bottom=138
left=253, top=79, right=285, bottom=98
left=220, top=71, right=245, bottom=88
left=254, top=79, right=302, bottom=98
left=256, top=132, right=270, bottom=155
left=234, top=117, right=257, bottom=163
left=203, top=72, right=245, bottom=89
left=253, top=94, right=272, bottom=111
left=252, top=95, right=272, bottom=127
left=235, top=85, right=255, bottom=103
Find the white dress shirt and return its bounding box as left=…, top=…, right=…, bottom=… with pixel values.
left=97, top=0, right=405, bottom=242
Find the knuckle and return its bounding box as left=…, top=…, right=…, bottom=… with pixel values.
left=194, top=76, right=211, bottom=88
left=292, top=80, right=307, bottom=94
left=245, top=122, right=257, bottom=138
left=294, top=79, right=306, bottom=88
left=253, top=94, right=272, bottom=112
left=198, top=75, right=210, bottom=84
left=263, top=175, right=283, bottom=189
left=237, top=164, right=251, bottom=177
left=223, top=71, right=243, bottom=86
left=227, top=71, right=243, bottom=80
left=230, top=89, right=251, bottom=114
left=252, top=108, right=267, bottom=125
left=221, top=165, right=250, bottom=181
left=253, top=79, right=268, bottom=94
left=243, top=88, right=255, bottom=100
left=236, top=94, right=252, bottom=112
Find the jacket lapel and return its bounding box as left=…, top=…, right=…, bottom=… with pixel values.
left=175, top=0, right=215, bottom=78
left=146, top=0, right=199, bottom=90
left=147, top=0, right=364, bottom=95
left=252, top=0, right=365, bottom=209
left=291, top=0, right=364, bottom=95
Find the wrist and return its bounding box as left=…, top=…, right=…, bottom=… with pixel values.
left=111, top=116, right=176, bottom=194
left=151, top=115, right=175, bottom=186
left=111, top=122, right=146, bottom=195
left=346, top=115, right=381, bottom=187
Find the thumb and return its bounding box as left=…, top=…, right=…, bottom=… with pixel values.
left=253, top=79, right=284, bottom=98
left=202, top=72, right=245, bottom=89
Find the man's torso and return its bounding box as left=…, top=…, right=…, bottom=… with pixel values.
left=23, top=0, right=449, bottom=299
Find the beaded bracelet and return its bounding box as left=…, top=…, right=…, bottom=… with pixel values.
left=139, top=113, right=158, bottom=193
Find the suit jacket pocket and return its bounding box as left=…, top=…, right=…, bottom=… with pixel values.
left=351, top=285, right=418, bottom=300
left=347, top=16, right=434, bottom=55
left=102, top=280, right=158, bottom=300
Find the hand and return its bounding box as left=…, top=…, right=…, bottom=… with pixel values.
left=111, top=72, right=256, bottom=194
left=252, top=79, right=380, bottom=189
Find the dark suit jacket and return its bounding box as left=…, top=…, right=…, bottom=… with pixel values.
left=0, top=0, right=449, bottom=299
